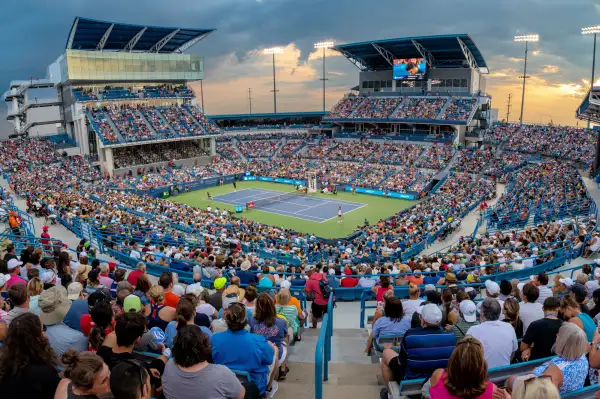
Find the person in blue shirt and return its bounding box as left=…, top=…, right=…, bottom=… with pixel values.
left=236, top=260, right=258, bottom=286
left=212, top=303, right=279, bottom=396
left=164, top=297, right=212, bottom=348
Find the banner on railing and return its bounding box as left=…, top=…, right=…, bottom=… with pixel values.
left=343, top=186, right=416, bottom=200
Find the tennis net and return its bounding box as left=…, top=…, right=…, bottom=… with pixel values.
left=248, top=190, right=304, bottom=209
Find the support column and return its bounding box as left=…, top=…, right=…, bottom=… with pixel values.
left=210, top=137, right=216, bottom=156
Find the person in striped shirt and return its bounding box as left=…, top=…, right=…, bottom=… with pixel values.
left=451, top=300, right=480, bottom=340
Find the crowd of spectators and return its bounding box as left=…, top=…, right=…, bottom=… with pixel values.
left=74, top=85, right=194, bottom=102
left=384, top=168, right=435, bottom=193
left=454, top=148, right=495, bottom=173
left=484, top=123, right=521, bottom=145
left=349, top=97, right=403, bottom=119
left=482, top=152, right=528, bottom=180
left=278, top=140, right=306, bottom=157
left=368, top=143, right=424, bottom=166
left=415, top=144, right=456, bottom=170
left=442, top=97, right=478, bottom=121
left=326, top=95, right=366, bottom=118
left=390, top=97, right=446, bottom=120
left=113, top=142, right=209, bottom=169
left=237, top=139, right=282, bottom=159
left=87, top=107, right=119, bottom=144
left=105, top=105, right=154, bottom=142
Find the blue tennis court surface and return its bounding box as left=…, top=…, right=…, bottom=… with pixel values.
left=213, top=188, right=366, bottom=222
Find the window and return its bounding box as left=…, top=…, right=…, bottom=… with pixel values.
left=460, top=79, right=468, bottom=88
left=362, top=81, right=368, bottom=88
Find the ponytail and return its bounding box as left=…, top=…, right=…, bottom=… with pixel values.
left=176, top=314, right=187, bottom=330
left=175, top=297, right=195, bottom=330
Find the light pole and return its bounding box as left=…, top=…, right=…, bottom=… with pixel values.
left=582, top=26, right=600, bottom=129
left=514, top=34, right=539, bottom=124
left=314, top=41, right=335, bottom=112
left=263, top=47, right=283, bottom=113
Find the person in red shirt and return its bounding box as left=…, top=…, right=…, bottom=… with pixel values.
left=372, top=276, right=394, bottom=302
left=41, top=225, right=51, bottom=252
left=305, top=265, right=329, bottom=328
left=159, top=271, right=180, bottom=308
left=126, top=262, right=146, bottom=287
left=340, top=268, right=358, bottom=288
left=406, top=269, right=424, bottom=285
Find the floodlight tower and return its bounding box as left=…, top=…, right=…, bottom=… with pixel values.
left=514, top=34, right=539, bottom=124
left=314, top=41, right=335, bottom=112
left=264, top=47, right=283, bottom=113
left=582, top=26, right=600, bottom=129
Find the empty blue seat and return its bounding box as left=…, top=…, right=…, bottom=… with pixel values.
left=404, top=333, right=456, bottom=380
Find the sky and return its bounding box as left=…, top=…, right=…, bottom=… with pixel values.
left=1, top=0, right=600, bottom=137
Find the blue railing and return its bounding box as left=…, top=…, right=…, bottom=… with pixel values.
left=315, top=294, right=333, bottom=399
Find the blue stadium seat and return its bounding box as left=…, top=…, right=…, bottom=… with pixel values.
left=404, top=333, right=456, bottom=380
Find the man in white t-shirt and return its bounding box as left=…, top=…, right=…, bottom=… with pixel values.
left=467, top=298, right=518, bottom=368
left=531, top=273, right=552, bottom=305
left=402, top=284, right=424, bottom=321
left=518, top=283, right=544, bottom=335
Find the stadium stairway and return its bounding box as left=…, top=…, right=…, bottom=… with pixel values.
left=103, top=111, right=127, bottom=143
left=435, top=97, right=453, bottom=120
left=136, top=110, right=160, bottom=139
left=283, top=326, right=383, bottom=399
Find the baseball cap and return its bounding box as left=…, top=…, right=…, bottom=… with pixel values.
left=0, top=274, right=10, bottom=287
left=42, top=225, right=49, bottom=231
left=67, top=282, right=84, bottom=300
left=42, top=270, right=57, bottom=284
left=420, top=304, right=443, bottom=325
left=485, top=280, right=500, bottom=295
left=459, top=300, right=477, bottom=323
left=222, top=293, right=240, bottom=310
left=559, top=278, right=574, bottom=287
left=172, top=284, right=185, bottom=297
left=570, top=283, right=587, bottom=299
left=123, top=294, right=142, bottom=312
left=214, top=277, right=227, bottom=290
left=280, top=280, right=291, bottom=290
left=7, top=258, right=23, bottom=270
left=424, top=284, right=436, bottom=293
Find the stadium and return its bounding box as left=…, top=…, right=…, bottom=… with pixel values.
left=0, top=12, right=600, bottom=399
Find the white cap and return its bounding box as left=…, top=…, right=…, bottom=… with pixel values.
left=7, top=258, right=23, bottom=270
left=595, top=269, right=600, bottom=278
left=485, top=280, right=500, bottom=295
left=67, top=282, right=84, bottom=300
left=79, top=251, right=88, bottom=258
left=420, top=304, right=443, bottom=325
left=559, top=278, right=574, bottom=287
left=42, top=270, right=56, bottom=284
left=172, top=284, right=185, bottom=297
left=185, top=283, right=204, bottom=296
left=280, top=280, right=291, bottom=290
left=459, top=300, right=477, bottom=323
left=424, top=284, right=436, bottom=293
left=0, top=273, right=10, bottom=287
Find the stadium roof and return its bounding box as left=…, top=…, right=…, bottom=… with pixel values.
left=333, top=34, right=489, bottom=73
left=66, top=17, right=215, bottom=53
left=209, top=111, right=327, bottom=121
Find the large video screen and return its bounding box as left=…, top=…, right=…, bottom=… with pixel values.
left=393, top=58, right=427, bottom=80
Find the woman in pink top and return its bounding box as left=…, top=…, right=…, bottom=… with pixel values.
left=429, top=336, right=496, bottom=399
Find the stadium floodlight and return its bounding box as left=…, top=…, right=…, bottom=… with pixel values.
left=314, top=41, right=335, bottom=112
left=513, top=34, right=540, bottom=124
left=264, top=47, right=284, bottom=113
left=583, top=27, right=600, bottom=129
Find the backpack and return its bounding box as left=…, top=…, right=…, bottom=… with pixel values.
left=319, top=276, right=333, bottom=299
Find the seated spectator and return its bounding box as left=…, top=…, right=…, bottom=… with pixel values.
left=373, top=299, right=409, bottom=350
left=560, top=294, right=595, bottom=342
left=127, top=262, right=146, bottom=286
left=372, top=275, right=393, bottom=302
left=402, top=284, right=424, bottom=320
left=521, top=297, right=563, bottom=361
left=503, top=297, right=524, bottom=339
left=27, top=277, right=43, bottom=315
left=98, top=312, right=166, bottom=387
left=380, top=303, right=455, bottom=389
left=519, top=283, right=544, bottom=335
left=6, top=258, right=26, bottom=288
left=162, top=325, right=246, bottom=399
left=159, top=272, right=180, bottom=308
left=429, top=336, right=497, bottom=398
left=164, top=297, right=212, bottom=348
left=507, top=323, right=588, bottom=395
left=570, top=283, right=590, bottom=314
left=531, top=272, right=552, bottom=304
left=467, top=298, right=517, bottom=368
left=451, top=299, right=479, bottom=340
left=237, top=260, right=258, bottom=286
left=4, top=283, right=31, bottom=327
left=54, top=349, right=111, bottom=399
left=209, top=277, right=227, bottom=311
left=147, top=285, right=176, bottom=331
left=251, top=293, right=289, bottom=380
left=340, top=268, right=358, bottom=288
left=88, top=301, right=115, bottom=352
left=110, top=360, right=151, bottom=399
left=39, top=285, right=88, bottom=356
left=275, top=288, right=301, bottom=340
left=78, top=290, right=111, bottom=336
left=212, top=303, right=278, bottom=397
left=0, top=313, right=60, bottom=399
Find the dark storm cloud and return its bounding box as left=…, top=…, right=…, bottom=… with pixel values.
left=0, top=0, right=598, bottom=134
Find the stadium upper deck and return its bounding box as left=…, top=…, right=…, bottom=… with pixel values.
left=4, top=17, right=219, bottom=177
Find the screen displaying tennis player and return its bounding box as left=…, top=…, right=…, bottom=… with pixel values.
left=393, top=58, right=427, bottom=80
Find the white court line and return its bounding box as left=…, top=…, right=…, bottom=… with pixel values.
left=213, top=189, right=283, bottom=205
left=318, top=203, right=368, bottom=223
left=256, top=207, right=327, bottom=222
left=292, top=200, right=335, bottom=215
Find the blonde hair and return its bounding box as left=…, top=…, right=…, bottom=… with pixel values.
left=148, top=285, right=165, bottom=304
left=27, top=277, right=44, bottom=296
left=554, top=323, right=588, bottom=360
left=408, top=283, right=420, bottom=297
left=277, top=288, right=291, bottom=305
left=512, top=375, right=560, bottom=399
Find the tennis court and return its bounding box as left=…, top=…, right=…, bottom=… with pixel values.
left=212, top=188, right=366, bottom=222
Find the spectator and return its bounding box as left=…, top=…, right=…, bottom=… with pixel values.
left=237, top=260, right=258, bottom=285
left=503, top=298, right=524, bottom=339
left=521, top=297, right=563, bottom=361
left=27, top=277, right=43, bottom=315
left=147, top=285, right=176, bottom=331
left=110, top=360, right=151, bottom=399
left=159, top=272, right=180, bottom=308
left=275, top=288, right=301, bottom=340
left=372, top=275, right=393, bottom=302
left=570, top=283, right=590, bottom=315
left=560, top=294, right=596, bottom=342
left=4, top=283, right=30, bottom=327
left=429, top=336, right=497, bottom=398
left=587, top=268, right=600, bottom=299
left=164, top=297, right=211, bottom=348
left=507, top=323, right=588, bottom=395
left=77, top=290, right=110, bottom=336
left=212, top=303, right=278, bottom=397
left=39, top=285, right=88, bottom=356
left=305, top=266, right=329, bottom=328
left=163, top=325, right=246, bottom=399
left=127, top=262, right=146, bottom=286
left=6, top=258, right=26, bottom=288
left=451, top=299, right=479, bottom=340
left=54, top=349, right=111, bottom=398
left=590, top=289, right=600, bottom=320
left=532, top=273, right=552, bottom=305
left=402, top=284, right=423, bottom=320
left=0, top=313, right=60, bottom=399
left=519, top=283, right=544, bottom=335
left=251, top=292, right=289, bottom=379
left=366, top=297, right=410, bottom=354
left=380, top=303, right=453, bottom=386
left=88, top=301, right=115, bottom=352
left=467, top=298, right=518, bottom=368
left=209, top=277, right=227, bottom=311
left=340, top=268, right=358, bottom=288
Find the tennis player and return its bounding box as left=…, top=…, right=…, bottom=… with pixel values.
left=337, top=206, right=343, bottom=223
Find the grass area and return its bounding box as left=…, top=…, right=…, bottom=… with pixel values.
left=171, top=181, right=414, bottom=238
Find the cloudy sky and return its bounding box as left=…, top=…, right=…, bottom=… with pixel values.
left=1, top=0, right=599, bottom=136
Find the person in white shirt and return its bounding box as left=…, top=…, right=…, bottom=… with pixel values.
left=477, top=280, right=505, bottom=319
left=519, top=283, right=544, bottom=335
left=129, top=243, right=141, bottom=260
left=467, top=298, right=518, bottom=368
left=531, top=273, right=553, bottom=305
left=402, top=284, right=424, bottom=321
